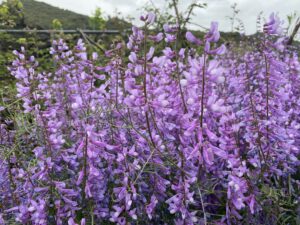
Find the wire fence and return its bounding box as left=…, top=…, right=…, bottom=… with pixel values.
left=0, top=29, right=126, bottom=35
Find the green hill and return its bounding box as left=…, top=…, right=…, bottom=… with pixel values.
left=21, top=0, right=90, bottom=29
left=20, top=0, right=132, bottom=30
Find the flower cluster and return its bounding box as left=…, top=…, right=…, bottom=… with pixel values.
left=0, top=13, right=299, bottom=224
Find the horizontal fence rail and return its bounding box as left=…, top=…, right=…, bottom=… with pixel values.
left=0, top=29, right=127, bottom=35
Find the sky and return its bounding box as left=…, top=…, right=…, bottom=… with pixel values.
left=2, top=0, right=300, bottom=34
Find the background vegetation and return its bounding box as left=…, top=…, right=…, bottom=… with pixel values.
left=0, top=0, right=298, bottom=82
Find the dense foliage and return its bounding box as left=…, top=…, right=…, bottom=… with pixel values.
left=0, top=12, right=299, bottom=225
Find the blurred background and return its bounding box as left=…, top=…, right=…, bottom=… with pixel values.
left=0, top=0, right=299, bottom=82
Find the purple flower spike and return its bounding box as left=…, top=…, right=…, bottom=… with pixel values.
left=205, top=21, right=220, bottom=43
left=163, top=24, right=178, bottom=33
left=140, top=12, right=155, bottom=25
left=208, top=44, right=226, bottom=55
left=165, top=34, right=176, bottom=43
left=263, top=12, right=283, bottom=35
left=146, top=12, right=156, bottom=25
left=149, top=32, right=164, bottom=42
left=185, top=32, right=202, bottom=46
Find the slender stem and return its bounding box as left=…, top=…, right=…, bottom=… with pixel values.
left=179, top=148, right=187, bottom=225
left=264, top=54, right=270, bottom=160
left=81, top=134, right=88, bottom=206
left=7, top=157, right=19, bottom=205
left=197, top=183, right=207, bottom=225
left=115, top=58, right=120, bottom=107
left=172, top=0, right=188, bottom=113
left=142, top=24, right=156, bottom=147
left=200, top=53, right=206, bottom=129
left=172, top=0, right=181, bottom=26
left=115, top=107, right=190, bottom=178
left=197, top=52, right=207, bottom=224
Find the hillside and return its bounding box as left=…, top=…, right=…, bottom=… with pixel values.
left=21, top=0, right=90, bottom=29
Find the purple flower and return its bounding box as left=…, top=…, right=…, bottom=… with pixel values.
left=205, top=21, right=220, bottom=42
left=140, top=12, right=155, bottom=25
left=185, top=32, right=202, bottom=46
left=129, top=52, right=137, bottom=63
left=203, top=147, right=214, bottom=165
left=263, top=13, right=283, bottom=35
left=165, top=34, right=176, bottom=43
left=163, top=24, right=178, bottom=33
left=146, top=195, right=158, bottom=219
left=2, top=12, right=299, bottom=225
left=149, top=32, right=164, bottom=42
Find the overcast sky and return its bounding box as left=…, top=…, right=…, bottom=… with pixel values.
left=2, top=0, right=300, bottom=34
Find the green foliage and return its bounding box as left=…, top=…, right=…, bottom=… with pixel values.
left=89, top=7, right=106, bottom=30
left=0, top=0, right=24, bottom=28
left=0, top=0, right=24, bottom=79
left=105, top=16, right=132, bottom=30
left=52, top=19, right=63, bottom=30
left=257, top=181, right=299, bottom=225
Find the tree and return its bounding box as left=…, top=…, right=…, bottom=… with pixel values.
left=89, top=7, right=106, bottom=30
left=0, top=0, right=24, bottom=28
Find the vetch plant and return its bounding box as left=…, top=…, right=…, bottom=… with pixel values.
left=0, top=12, right=299, bottom=225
